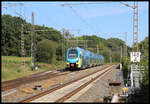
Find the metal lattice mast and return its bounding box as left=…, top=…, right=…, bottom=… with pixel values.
left=62, top=29, right=65, bottom=61
left=97, top=44, right=99, bottom=54
left=65, top=29, right=80, bottom=47
left=62, top=28, right=80, bottom=62
left=62, top=2, right=139, bottom=53
left=132, top=2, right=138, bottom=52
left=21, top=24, right=25, bottom=66
left=120, top=1, right=139, bottom=52
left=31, top=12, right=35, bottom=69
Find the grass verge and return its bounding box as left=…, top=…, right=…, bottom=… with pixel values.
left=2, top=56, right=66, bottom=81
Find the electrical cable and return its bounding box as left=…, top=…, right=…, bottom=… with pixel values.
left=68, top=5, right=97, bottom=35
left=61, top=2, right=106, bottom=6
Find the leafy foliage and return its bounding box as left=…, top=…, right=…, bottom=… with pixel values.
left=121, top=36, right=149, bottom=86
left=138, top=37, right=149, bottom=86
left=2, top=14, right=62, bottom=63
left=1, top=14, right=134, bottom=64
left=2, top=14, right=148, bottom=86
left=37, top=40, right=56, bottom=64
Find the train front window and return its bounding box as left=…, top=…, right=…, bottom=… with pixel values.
left=68, top=49, right=78, bottom=59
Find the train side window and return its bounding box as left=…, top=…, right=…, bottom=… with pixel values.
left=84, top=52, right=86, bottom=55
left=90, top=53, right=92, bottom=56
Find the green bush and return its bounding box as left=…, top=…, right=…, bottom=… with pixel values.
left=121, top=57, right=130, bottom=81
left=37, top=40, right=57, bottom=64
left=140, top=53, right=149, bottom=86
left=17, top=69, right=21, bottom=73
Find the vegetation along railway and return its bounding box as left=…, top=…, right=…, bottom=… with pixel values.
left=2, top=46, right=147, bottom=103
left=2, top=1, right=148, bottom=103
left=2, top=47, right=121, bottom=103
left=2, top=47, right=104, bottom=92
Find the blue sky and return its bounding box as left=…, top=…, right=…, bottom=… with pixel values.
left=2, top=1, right=149, bottom=47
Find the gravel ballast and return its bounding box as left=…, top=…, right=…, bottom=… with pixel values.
left=66, top=66, right=122, bottom=102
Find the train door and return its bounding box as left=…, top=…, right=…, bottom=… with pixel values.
left=79, top=52, right=82, bottom=68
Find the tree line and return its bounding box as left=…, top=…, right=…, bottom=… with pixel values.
left=1, top=14, right=136, bottom=64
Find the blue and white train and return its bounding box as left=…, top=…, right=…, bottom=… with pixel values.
left=66, top=47, right=104, bottom=69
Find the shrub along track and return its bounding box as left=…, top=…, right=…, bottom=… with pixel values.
left=21, top=64, right=118, bottom=103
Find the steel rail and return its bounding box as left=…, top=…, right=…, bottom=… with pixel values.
left=21, top=64, right=117, bottom=102
left=56, top=65, right=117, bottom=102
left=2, top=69, right=69, bottom=91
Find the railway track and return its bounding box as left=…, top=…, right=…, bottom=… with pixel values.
left=2, top=64, right=106, bottom=92
left=1, top=69, right=70, bottom=91
left=21, top=64, right=118, bottom=103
